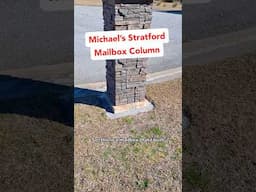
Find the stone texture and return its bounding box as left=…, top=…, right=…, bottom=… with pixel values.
left=103, top=0, right=153, bottom=106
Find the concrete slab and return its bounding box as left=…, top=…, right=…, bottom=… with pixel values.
left=108, top=99, right=154, bottom=119
left=74, top=87, right=154, bottom=119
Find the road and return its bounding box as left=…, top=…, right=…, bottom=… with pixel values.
left=183, top=0, right=256, bottom=41
left=1, top=0, right=255, bottom=85
left=183, top=0, right=256, bottom=65
left=0, top=0, right=73, bottom=72
left=74, top=5, right=182, bottom=84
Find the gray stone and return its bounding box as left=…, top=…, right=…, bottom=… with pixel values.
left=103, top=0, right=152, bottom=107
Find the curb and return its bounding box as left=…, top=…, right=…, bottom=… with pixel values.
left=183, top=27, right=256, bottom=65
left=75, top=67, right=182, bottom=90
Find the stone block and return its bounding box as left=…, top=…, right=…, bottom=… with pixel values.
left=115, top=25, right=128, bottom=30
left=104, top=2, right=152, bottom=106
left=115, top=19, right=140, bottom=26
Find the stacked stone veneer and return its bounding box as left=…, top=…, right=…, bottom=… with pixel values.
left=103, top=0, right=153, bottom=106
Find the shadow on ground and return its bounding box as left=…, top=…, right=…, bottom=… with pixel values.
left=74, top=87, right=113, bottom=112
left=0, top=75, right=73, bottom=126
left=156, top=10, right=182, bottom=14
left=0, top=75, right=74, bottom=192
left=0, top=1, right=74, bottom=190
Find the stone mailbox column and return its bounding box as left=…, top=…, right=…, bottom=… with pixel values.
left=103, top=0, right=153, bottom=112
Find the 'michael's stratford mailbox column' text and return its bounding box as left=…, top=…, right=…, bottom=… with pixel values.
left=103, top=0, right=153, bottom=111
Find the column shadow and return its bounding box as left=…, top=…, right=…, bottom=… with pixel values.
left=0, top=75, right=73, bottom=126
left=74, top=87, right=113, bottom=113
left=0, top=74, right=74, bottom=192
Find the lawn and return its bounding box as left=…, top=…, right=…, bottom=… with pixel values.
left=2, top=51, right=254, bottom=191
left=75, top=79, right=182, bottom=192
left=183, top=52, right=256, bottom=191
left=0, top=114, right=73, bottom=191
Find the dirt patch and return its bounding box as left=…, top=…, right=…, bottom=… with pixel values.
left=75, top=79, right=182, bottom=191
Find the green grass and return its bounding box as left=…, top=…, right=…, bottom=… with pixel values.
left=136, top=179, right=149, bottom=190
left=103, top=148, right=112, bottom=159
left=123, top=116, right=134, bottom=125
left=172, top=146, right=182, bottom=160
left=150, top=126, right=163, bottom=136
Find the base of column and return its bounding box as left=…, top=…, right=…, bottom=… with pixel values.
left=106, top=99, right=154, bottom=119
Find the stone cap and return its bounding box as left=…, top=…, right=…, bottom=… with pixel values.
left=103, top=0, right=153, bottom=5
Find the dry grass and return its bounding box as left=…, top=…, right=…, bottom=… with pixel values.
left=75, top=79, right=182, bottom=192
left=183, top=53, right=256, bottom=191
left=0, top=114, right=73, bottom=191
